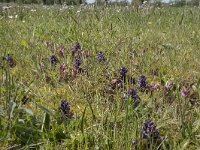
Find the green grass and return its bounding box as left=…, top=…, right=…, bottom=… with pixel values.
left=0, top=4, right=200, bottom=149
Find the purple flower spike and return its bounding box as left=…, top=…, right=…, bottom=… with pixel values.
left=138, top=75, right=148, bottom=89
left=74, top=42, right=81, bottom=50
left=96, top=52, right=106, bottom=61
left=60, top=100, right=73, bottom=118
left=74, top=59, right=81, bottom=69
left=50, top=54, right=58, bottom=65
left=3, top=54, right=16, bottom=68
left=4, top=54, right=13, bottom=62
left=119, top=67, right=128, bottom=77
left=141, top=120, right=160, bottom=140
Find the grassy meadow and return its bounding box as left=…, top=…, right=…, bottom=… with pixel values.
left=0, top=4, right=200, bottom=149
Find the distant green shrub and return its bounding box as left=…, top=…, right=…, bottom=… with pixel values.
left=174, top=0, right=186, bottom=7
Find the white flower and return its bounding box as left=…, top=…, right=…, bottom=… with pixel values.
left=2, top=6, right=12, bottom=10
left=31, top=9, right=36, bottom=12
left=143, top=1, right=147, bottom=4
left=116, top=9, right=120, bottom=12
left=8, top=15, right=13, bottom=19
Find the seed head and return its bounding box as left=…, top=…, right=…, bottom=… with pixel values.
left=59, top=64, right=66, bottom=81
left=58, top=44, right=65, bottom=57
left=164, top=80, right=174, bottom=90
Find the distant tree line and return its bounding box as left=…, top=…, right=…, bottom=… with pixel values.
left=172, top=0, right=200, bottom=6
left=0, top=0, right=199, bottom=6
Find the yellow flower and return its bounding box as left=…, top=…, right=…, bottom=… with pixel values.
left=147, top=22, right=152, bottom=25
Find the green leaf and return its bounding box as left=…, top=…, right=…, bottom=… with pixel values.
left=7, top=101, right=16, bottom=118
left=180, top=139, right=190, bottom=150
left=80, top=107, right=87, bottom=133
left=37, top=104, right=53, bottom=115
left=42, top=113, right=50, bottom=131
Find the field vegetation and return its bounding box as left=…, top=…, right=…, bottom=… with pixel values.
left=0, top=3, right=200, bottom=149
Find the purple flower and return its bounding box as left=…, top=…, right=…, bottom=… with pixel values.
left=74, top=59, right=81, bottom=69
left=4, top=54, right=12, bottom=61
left=138, top=75, right=148, bottom=89
left=119, top=67, right=128, bottom=78
left=3, top=54, right=16, bottom=68
left=50, top=54, right=58, bottom=65
left=96, top=52, right=106, bottom=61
left=124, top=88, right=140, bottom=107
left=60, top=100, right=73, bottom=118
left=74, top=42, right=81, bottom=50
left=181, top=87, right=190, bottom=97
left=141, top=120, right=160, bottom=140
